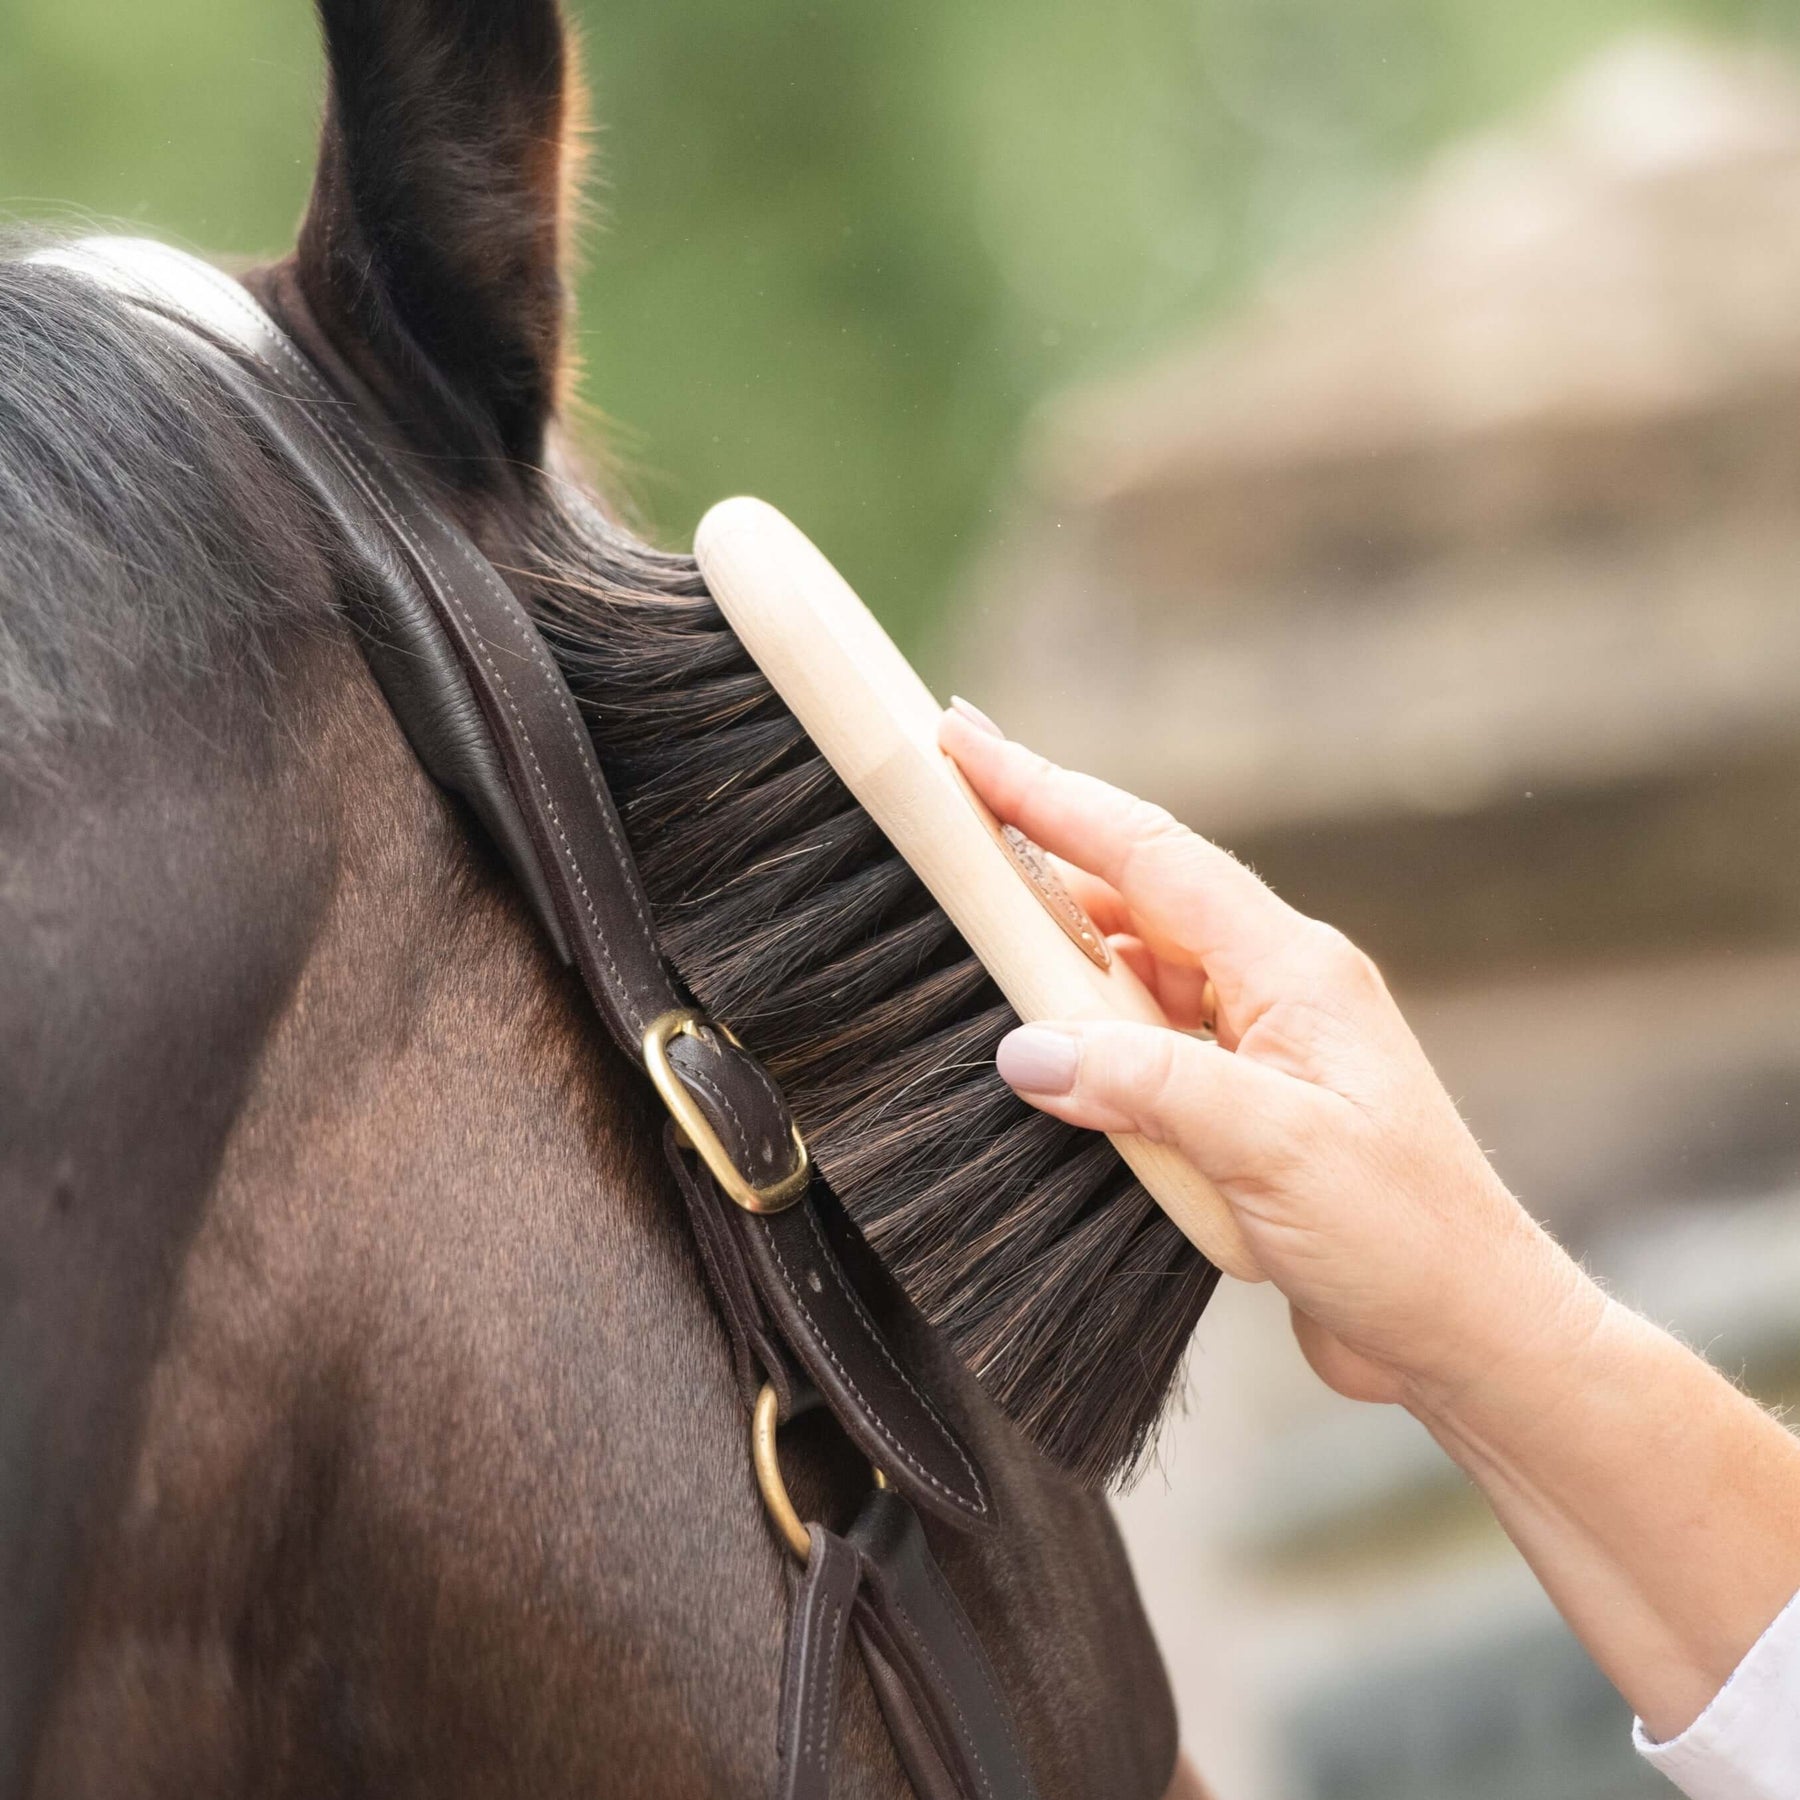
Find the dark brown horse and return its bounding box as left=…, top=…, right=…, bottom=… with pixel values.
left=0, top=3, right=1195, bottom=1794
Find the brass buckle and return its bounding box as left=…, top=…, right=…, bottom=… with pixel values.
left=643, top=1008, right=810, bottom=1215
left=752, top=1383, right=887, bottom=1562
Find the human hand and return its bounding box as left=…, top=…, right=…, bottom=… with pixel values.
left=939, top=700, right=1600, bottom=1413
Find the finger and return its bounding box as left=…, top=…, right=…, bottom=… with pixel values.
left=1155, top=960, right=1218, bottom=1034
left=1107, top=934, right=1159, bottom=995
left=994, top=1019, right=1327, bottom=1182
left=943, top=712, right=1136, bottom=940
left=1051, top=856, right=1130, bottom=937
left=1105, top=937, right=1215, bottom=1031
left=1056, top=851, right=1219, bottom=1028
left=940, top=709, right=1312, bottom=998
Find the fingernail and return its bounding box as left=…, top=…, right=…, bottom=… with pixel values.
left=996, top=1025, right=1078, bottom=1096
left=948, top=695, right=1002, bottom=737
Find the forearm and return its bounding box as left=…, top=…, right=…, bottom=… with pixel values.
left=1409, top=1284, right=1800, bottom=1740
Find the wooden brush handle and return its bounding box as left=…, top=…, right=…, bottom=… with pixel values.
left=695, top=497, right=1264, bottom=1283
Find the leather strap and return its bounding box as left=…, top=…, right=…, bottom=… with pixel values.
left=777, top=1528, right=861, bottom=1800
left=665, top=1134, right=992, bottom=1528
left=776, top=1495, right=1044, bottom=1800
left=38, top=237, right=992, bottom=1533
left=850, top=1492, right=1039, bottom=1800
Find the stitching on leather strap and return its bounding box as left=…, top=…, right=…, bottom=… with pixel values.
left=676, top=1046, right=757, bottom=1166
left=917, top=1527, right=1032, bottom=1777
left=134, top=259, right=659, bottom=1023
left=435, top=523, right=663, bottom=964
left=803, top=1592, right=844, bottom=1772
left=188, top=286, right=648, bottom=1015
left=679, top=1061, right=985, bottom=1515
left=889, top=1601, right=996, bottom=1800
left=796, top=1204, right=987, bottom=1513
left=678, top=1029, right=805, bottom=1188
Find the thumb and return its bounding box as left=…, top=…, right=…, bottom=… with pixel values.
left=996, top=1018, right=1316, bottom=1181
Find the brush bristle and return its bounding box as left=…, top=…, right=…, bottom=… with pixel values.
left=531, top=552, right=1219, bottom=1487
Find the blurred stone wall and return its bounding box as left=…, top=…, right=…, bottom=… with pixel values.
left=957, top=36, right=1800, bottom=1799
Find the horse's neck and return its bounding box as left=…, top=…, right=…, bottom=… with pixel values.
left=10, top=624, right=639, bottom=1788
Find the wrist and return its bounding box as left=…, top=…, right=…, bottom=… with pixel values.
left=1399, top=1221, right=1609, bottom=1453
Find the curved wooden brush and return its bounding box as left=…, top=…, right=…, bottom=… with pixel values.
left=694, top=497, right=1261, bottom=1282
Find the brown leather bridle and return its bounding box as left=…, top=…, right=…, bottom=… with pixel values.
left=37, top=237, right=1042, bottom=1800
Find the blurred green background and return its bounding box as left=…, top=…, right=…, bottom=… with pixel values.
left=2, top=0, right=1796, bottom=655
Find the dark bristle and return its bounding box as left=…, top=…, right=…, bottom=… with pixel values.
left=528, top=544, right=1219, bottom=1487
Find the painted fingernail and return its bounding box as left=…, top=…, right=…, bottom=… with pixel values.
left=948, top=695, right=1002, bottom=737
left=996, top=1025, right=1078, bottom=1096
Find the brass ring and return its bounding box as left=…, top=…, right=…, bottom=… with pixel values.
left=752, top=1384, right=889, bottom=1564
left=644, top=1009, right=810, bottom=1214
left=753, top=1384, right=813, bottom=1560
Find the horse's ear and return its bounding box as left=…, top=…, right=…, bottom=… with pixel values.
left=292, top=0, right=581, bottom=476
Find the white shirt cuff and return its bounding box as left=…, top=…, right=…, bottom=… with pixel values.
left=1633, top=1586, right=1800, bottom=1800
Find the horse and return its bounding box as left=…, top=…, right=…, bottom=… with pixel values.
left=0, top=3, right=1194, bottom=1794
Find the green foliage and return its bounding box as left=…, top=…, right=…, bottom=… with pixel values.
left=4, top=0, right=1797, bottom=651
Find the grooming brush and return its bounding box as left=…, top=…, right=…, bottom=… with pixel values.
left=548, top=501, right=1261, bottom=1485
